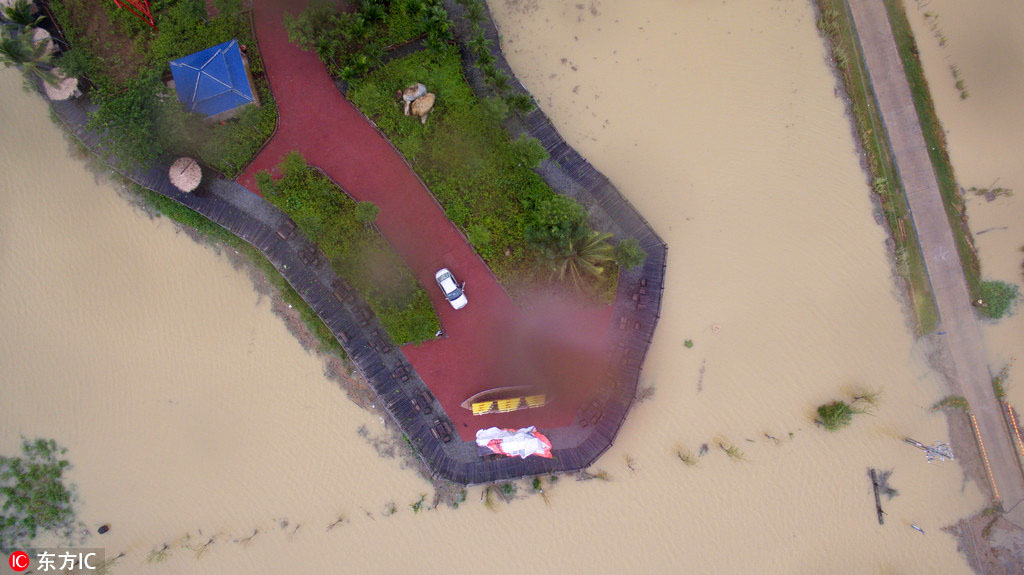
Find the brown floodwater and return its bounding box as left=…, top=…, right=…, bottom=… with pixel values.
left=0, top=0, right=993, bottom=570
left=903, top=0, right=1024, bottom=409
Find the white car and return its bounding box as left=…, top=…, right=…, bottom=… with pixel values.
left=434, top=268, right=468, bottom=309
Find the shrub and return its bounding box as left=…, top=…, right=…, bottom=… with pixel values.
left=614, top=238, right=647, bottom=269
left=817, top=401, right=856, bottom=431
left=978, top=280, right=1018, bottom=319
left=525, top=195, right=588, bottom=255
left=467, top=223, right=491, bottom=247
left=355, top=200, right=380, bottom=225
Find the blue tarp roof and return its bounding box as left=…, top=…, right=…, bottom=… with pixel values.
left=169, top=39, right=255, bottom=117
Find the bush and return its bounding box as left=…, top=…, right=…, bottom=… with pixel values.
left=979, top=280, right=1019, bottom=319
left=258, top=152, right=438, bottom=343
left=355, top=200, right=380, bottom=225
left=467, top=223, right=491, bottom=247
left=817, top=401, right=856, bottom=431
left=614, top=238, right=646, bottom=269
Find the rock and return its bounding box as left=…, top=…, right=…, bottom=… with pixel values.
left=402, top=83, right=427, bottom=115
left=410, top=93, right=436, bottom=124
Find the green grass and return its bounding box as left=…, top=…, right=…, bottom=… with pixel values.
left=933, top=395, right=969, bottom=411
left=881, top=0, right=982, bottom=300
left=257, top=152, right=439, bottom=344
left=138, top=188, right=346, bottom=356
left=347, top=47, right=618, bottom=301
left=815, top=2, right=939, bottom=333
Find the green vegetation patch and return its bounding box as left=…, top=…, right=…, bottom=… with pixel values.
left=0, top=439, right=77, bottom=549
left=817, top=400, right=859, bottom=431
left=285, top=0, right=427, bottom=81
left=51, top=0, right=277, bottom=175
left=814, top=1, right=939, bottom=333
left=978, top=280, right=1019, bottom=320
left=348, top=48, right=624, bottom=299
left=881, top=0, right=983, bottom=300
left=257, top=152, right=439, bottom=344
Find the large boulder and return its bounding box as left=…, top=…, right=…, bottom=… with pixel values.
left=401, top=83, right=427, bottom=115
left=410, top=93, right=436, bottom=124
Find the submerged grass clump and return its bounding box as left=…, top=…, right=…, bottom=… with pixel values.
left=817, top=400, right=862, bottom=431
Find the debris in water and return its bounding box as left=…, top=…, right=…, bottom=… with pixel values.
left=903, top=438, right=954, bottom=462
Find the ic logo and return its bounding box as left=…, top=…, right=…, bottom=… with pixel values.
left=7, top=551, right=30, bottom=572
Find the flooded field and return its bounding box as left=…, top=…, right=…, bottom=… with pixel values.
left=903, top=0, right=1024, bottom=409
left=0, top=0, right=995, bottom=571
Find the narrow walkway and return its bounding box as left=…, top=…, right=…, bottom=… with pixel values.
left=848, top=0, right=1024, bottom=521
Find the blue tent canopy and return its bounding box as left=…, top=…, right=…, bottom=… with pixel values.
left=169, top=39, right=255, bottom=117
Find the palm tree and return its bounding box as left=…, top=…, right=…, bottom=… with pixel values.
left=1, top=0, right=44, bottom=28
left=463, top=2, right=485, bottom=26
left=468, top=31, right=491, bottom=55
left=0, top=28, right=58, bottom=88
left=549, top=230, right=614, bottom=288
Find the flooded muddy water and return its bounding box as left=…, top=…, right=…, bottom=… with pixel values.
left=903, top=0, right=1024, bottom=409
left=0, top=0, right=994, bottom=571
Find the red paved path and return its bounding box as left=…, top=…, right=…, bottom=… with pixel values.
left=239, top=0, right=611, bottom=440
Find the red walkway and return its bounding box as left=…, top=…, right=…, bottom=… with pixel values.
left=240, top=0, right=612, bottom=440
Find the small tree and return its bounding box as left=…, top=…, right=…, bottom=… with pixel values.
left=549, top=230, right=614, bottom=288
left=355, top=200, right=380, bottom=225
left=978, top=280, right=1019, bottom=319
left=817, top=401, right=857, bottom=431
left=1, top=0, right=44, bottom=28
left=505, top=92, right=535, bottom=115
left=0, top=27, right=58, bottom=89
left=508, top=135, right=548, bottom=169
left=525, top=195, right=588, bottom=255
left=614, top=238, right=646, bottom=269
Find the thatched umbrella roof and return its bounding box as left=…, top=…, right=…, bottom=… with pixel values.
left=32, top=27, right=54, bottom=55
left=43, top=68, right=78, bottom=101
left=169, top=157, right=202, bottom=192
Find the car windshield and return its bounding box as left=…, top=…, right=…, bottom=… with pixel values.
left=439, top=276, right=462, bottom=300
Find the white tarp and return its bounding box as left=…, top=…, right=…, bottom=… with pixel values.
left=476, top=426, right=553, bottom=459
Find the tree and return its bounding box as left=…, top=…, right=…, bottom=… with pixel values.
left=462, top=1, right=485, bottom=26
left=0, top=438, right=77, bottom=549
left=614, top=238, right=646, bottom=269
left=505, top=92, right=535, bottom=115
left=1, top=0, right=44, bottom=28
left=978, top=280, right=1019, bottom=319
left=0, top=27, right=58, bottom=88
left=508, top=135, right=548, bottom=169
left=355, top=200, right=380, bottom=225
left=525, top=195, right=588, bottom=255
left=484, top=67, right=510, bottom=92
left=549, top=230, right=614, bottom=288
left=468, top=30, right=491, bottom=55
